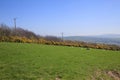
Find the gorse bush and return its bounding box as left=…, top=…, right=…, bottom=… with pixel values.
left=0, top=23, right=120, bottom=51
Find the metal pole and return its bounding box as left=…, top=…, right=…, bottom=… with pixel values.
left=62, top=32, right=63, bottom=41
left=14, top=18, right=16, bottom=35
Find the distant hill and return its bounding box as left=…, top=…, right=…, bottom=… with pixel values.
left=64, top=34, right=120, bottom=46
left=94, top=34, right=120, bottom=38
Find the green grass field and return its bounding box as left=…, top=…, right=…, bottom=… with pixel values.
left=0, top=42, right=120, bottom=80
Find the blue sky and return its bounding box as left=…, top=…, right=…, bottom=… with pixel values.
left=0, top=0, right=120, bottom=36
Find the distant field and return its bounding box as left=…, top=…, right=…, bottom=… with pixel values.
left=0, top=42, right=120, bottom=80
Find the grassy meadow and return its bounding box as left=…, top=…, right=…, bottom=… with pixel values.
left=0, top=42, right=120, bottom=80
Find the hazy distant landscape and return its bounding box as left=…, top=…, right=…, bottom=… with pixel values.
left=64, top=34, right=120, bottom=46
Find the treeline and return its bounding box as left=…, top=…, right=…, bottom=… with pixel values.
left=0, top=24, right=120, bottom=51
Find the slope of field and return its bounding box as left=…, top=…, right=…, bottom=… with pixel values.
left=0, top=42, right=120, bottom=80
